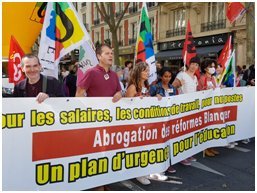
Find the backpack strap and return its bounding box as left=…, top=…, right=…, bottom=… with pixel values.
left=42, top=75, right=47, bottom=93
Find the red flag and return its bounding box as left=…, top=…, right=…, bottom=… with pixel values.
left=226, top=2, right=246, bottom=23
left=182, top=20, right=200, bottom=78
left=217, top=35, right=232, bottom=69
left=8, top=36, right=25, bottom=84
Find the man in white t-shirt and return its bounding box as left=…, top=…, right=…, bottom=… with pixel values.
left=172, top=57, right=200, bottom=94
left=172, top=56, right=200, bottom=166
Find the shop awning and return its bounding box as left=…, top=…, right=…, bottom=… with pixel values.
left=155, top=45, right=224, bottom=60
left=155, top=49, right=182, bottom=60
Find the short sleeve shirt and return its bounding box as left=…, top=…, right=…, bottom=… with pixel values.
left=77, top=65, right=121, bottom=97
left=176, top=71, right=198, bottom=94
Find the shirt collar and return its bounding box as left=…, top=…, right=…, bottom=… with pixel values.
left=96, top=65, right=110, bottom=73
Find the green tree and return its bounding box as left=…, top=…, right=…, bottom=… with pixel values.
left=95, top=3, right=130, bottom=66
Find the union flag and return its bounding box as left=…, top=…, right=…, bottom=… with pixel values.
left=226, top=2, right=246, bottom=23
left=217, top=35, right=232, bottom=69
left=182, top=20, right=200, bottom=78
left=8, top=35, right=25, bottom=84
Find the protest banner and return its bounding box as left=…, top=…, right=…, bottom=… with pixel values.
left=2, top=87, right=254, bottom=190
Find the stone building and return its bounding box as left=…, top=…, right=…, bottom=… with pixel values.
left=77, top=2, right=254, bottom=71
left=156, top=2, right=251, bottom=72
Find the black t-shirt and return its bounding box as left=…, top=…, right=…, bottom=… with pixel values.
left=26, top=78, right=43, bottom=97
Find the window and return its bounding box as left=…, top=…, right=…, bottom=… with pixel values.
left=106, top=3, right=111, bottom=15
left=201, top=2, right=226, bottom=32
left=94, top=5, right=100, bottom=25
left=94, top=6, right=99, bottom=20
left=208, top=2, right=225, bottom=22
left=129, top=22, right=137, bottom=44
left=131, top=22, right=137, bottom=40
left=132, top=2, right=137, bottom=9
left=81, top=2, right=87, bottom=7
left=173, top=9, right=186, bottom=29
left=105, top=29, right=111, bottom=40
left=116, top=2, right=124, bottom=12
left=129, top=2, right=138, bottom=13
left=82, top=13, right=87, bottom=25
left=147, top=2, right=156, bottom=8
left=82, top=14, right=89, bottom=31
left=95, top=32, right=100, bottom=42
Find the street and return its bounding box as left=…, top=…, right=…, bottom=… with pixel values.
left=106, top=140, right=255, bottom=191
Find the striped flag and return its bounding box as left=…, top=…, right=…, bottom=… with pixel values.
left=135, top=2, right=157, bottom=84
left=38, top=2, right=98, bottom=79
left=220, top=50, right=236, bottom=87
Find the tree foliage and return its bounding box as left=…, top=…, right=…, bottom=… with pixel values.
left=95, top=3, right=130, bottom=66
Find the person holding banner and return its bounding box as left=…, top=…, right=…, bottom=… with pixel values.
left=150, top=67, right=176, bottom=98
left=75, top=44, right=122, bottom=103
left=76, top=44, right=122, bottom=190
left=172, top=57, right=200, bottom=95
left=197, top=59, right=218, bottom=91
left=198, top=59, right=220, bottom=157
left=13, top=54, right=63, bottom=102
left=149, top=67, right=177, bottom=173
left=172, top=56, right=200, bottom=165
left=126, top=61, right=168, bottom=185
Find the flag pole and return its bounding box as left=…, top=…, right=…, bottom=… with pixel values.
left=183, top=52, right=187, bottom=72
left=232, top=49, right=236, bottom=87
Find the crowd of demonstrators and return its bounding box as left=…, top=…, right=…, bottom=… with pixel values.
left=13, top=54, right=63, bottom=102
left=243, top=63, right=255, bottom=86
left=9, top=45, right=254, bottom=189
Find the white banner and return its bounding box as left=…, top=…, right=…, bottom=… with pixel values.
left=2, top=87, right=255, bottom=190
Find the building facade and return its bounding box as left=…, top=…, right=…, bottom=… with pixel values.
left=77, top=2, right=252, bottom=71
left=157, top=2, right=249, bottom=72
